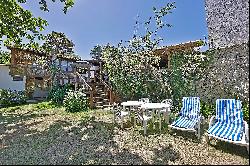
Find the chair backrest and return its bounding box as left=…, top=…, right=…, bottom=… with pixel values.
left=161, top=99, right=173, bottom=105
left=161, top=99, right=173, bottom=110
left=139, top=98, right=150, bottom=103
left=215, top=99, right=243, bottom=126
left=112, top=102, right=120, bottom=113
left=180, top=97, right=200, bottom=119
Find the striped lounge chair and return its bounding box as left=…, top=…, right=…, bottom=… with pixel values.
left=168, top=97, right=202, bottom=138
left=207, top=99, right=249, bottom=153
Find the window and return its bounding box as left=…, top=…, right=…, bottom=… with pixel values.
left=13, top=76, right=23, bottom=81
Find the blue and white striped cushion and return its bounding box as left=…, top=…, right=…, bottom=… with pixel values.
left=207, top=122, right=243, bottom=141
left=172, top=97, right=200, bottom=129
left=208, top=99, right=244, bottom=141
left=180, top=97, right=200, bottom=119
left=172, top=117, right=199, bottom=129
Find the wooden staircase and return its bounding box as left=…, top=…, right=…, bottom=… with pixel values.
left=74, top=72, right=113, bottom=109
left=91, top=82, right=112, bottom=109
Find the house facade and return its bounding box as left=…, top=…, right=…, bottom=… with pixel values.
left=205, top=0, right=249, bottom=48
left=0, top=64, right=26, bottom=91
left=196, top=0, right=249, bottom=103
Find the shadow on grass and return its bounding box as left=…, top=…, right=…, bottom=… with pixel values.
left=208, top=139, right=249, bottom=159
left=0, top=110, right=180, bottom=165
left=151, top=144, right=180, bottom=165
left=119, top=116, right=170, bottom=136
left=166, top=120, right=211, bottom=144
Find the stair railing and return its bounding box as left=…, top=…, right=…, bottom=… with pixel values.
left=95, top=75, right=114, bottom=104
left=75, top=72, right=94, bottom=108
left=75, top=72, right=92, bottom=91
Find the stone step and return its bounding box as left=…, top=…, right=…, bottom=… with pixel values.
left=95, top=89, right=105, bottom=92
left=95, top=101, right=109, bottom=105
left=26, top=99, right=39, bottom=104
left=95, top=91, right=105, bottom=94
left=93, top=97, right=109, bottom=100
left=98, top=93, right=107, bottom=96
left=93, top=96, right=102, bottom=99
left=96, top=105, right=103, bottom=109
left=93, top=99, right=109, bottom=103
left=95, top=101, right=104, bottom=104
left=103, top=104, right=112, bottom=108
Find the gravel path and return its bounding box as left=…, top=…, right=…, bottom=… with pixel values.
left=0, top=103, right=249, bottom=165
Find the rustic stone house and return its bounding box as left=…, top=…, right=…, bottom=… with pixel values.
left=196, top=0, right=249, bottom=103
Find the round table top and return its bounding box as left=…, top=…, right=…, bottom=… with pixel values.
left=121, top=101, right=144, bottom=107
left=140, top=103, right=170, bottom=109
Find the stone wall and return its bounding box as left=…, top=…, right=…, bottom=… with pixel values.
left=196, top=43, right=249, bottom=103
left=205, top=0, right=249, bottom=48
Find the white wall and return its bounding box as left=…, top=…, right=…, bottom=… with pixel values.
left=0, top=65, right=26, bottom=91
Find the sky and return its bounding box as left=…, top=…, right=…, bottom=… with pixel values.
left=20, top=0, right=208, bottom=59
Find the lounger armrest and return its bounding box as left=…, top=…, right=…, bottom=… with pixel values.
left=172, top=111, right=181, bottom=121
left=209, top=115, right=216, bottom=128
left=244, top=121, right=249, bottom=142
left=199, top=115, right=204, bottom=124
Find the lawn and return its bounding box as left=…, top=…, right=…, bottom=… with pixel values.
left=0, top=102, right=249, bottom=165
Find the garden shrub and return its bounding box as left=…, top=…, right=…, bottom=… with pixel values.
left=200, top=101, right=215, bottom=119
left=169, top=51, right=213, bottom=109
left=0, top=89, right=27, bottom=107
left=242, top=102, right=249, bottom=123
left=63, top=90, right=88, bottom=113
left=47, top=83, right=73, bottom=104
left=0, top=51, right=11, bottom=64
left=100, top=4, right=176, bottom=102
left=35, top=101, right=58, bottom=110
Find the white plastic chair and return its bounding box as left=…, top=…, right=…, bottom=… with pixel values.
left=139, top=98, right=150, bottom=103
left=112, top=102, right=130, bottom=128
left=136, top=107, right=154, bottom=135
left=158, top=99, right=173, bottom=124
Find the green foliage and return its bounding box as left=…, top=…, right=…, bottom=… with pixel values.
left=42, top=31, right=79, bottom=86
left=169, top=50, right=214, bottom=107
left=0, top=89, right=27, bottom=107
left=0, top=0, right=74, bottom=49
left=47, top=84, right=73, bottom=104
left=242, top=103, right=249, bottom=123
left=35, top=101, right=58, bottom=110
left=90, top=45, right=103, bottom=61
left=63, top=90, right=88, bottom=113
left=0, top=51, right=11, bottom=64
left=42, top=31, right=75, bottom=55
left=35, top=0, right=74, bottom=14
left=200, top=101, right=216, bottom=119
left=101, top=3, right=176, bottom=102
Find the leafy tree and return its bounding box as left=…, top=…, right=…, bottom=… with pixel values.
left=99, top=2, right=211, bottom=106
left=100, top=3, right=176, bottom=102
left=0, top=0, right=74, bottom=49
left=169, top=50, right=213, bottom=109
left=42, top=31, right=75, bottom=55
left=90, top=45, right=103, bottom=61
left=0, top=51, right=11, bottom=64
left=41, top=31, right=77, bottom=86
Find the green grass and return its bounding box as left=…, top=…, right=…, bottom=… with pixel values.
left=0, top=102, right=249, bottom=165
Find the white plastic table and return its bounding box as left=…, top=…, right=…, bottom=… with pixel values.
left=140, top=103, right=170, bottom=110
left=121, top=101, right=144, bottom=108
left=121, top=101, right=144, bottom=124
left=140, top=103, right=171, bottom=130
